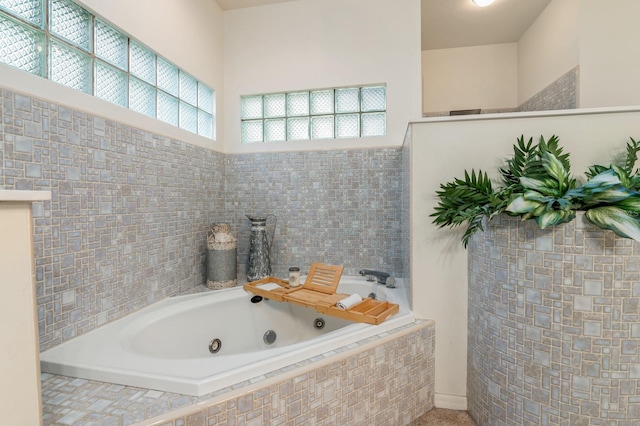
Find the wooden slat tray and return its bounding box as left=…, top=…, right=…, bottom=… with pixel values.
left=316, top=299, right=399, bottom=325
left=243, top=262, right=399, bottom=325
left=242, top=277, right=296, bottom=302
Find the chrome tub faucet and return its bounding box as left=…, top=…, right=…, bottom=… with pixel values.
left=358, top=269, right=396, bottom=288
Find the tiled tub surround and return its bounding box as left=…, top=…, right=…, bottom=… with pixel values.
left=225, top=148, right=403, bottom=279
left=42, top=320, right=435, bottom=426
left=468, top=213, right=640, bottom=425
left=0, top=87, right=406, bottom=352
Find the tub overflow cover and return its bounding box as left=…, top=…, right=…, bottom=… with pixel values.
left=263, top=330, right=277, bottom=345
left=209, top=338, right=222, bottom=354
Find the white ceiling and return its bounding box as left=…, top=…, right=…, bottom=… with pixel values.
left=215, top=0, right=552, bottom=50
left=421, top=0, right=552, bottom=50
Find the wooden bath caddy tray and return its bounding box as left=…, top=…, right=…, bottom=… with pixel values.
left=243, top=263, right=399, bottom=325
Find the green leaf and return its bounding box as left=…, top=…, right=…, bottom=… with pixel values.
left=613, top=195, right=640, bottom=213
left=581, top=169, right=621, bottom=190
left=625, top=137, right=640, bottom=176
left=585, top=207, right=640, bottom=241
left=536, top=210, right=573, bottom=229
left=587, top=187, right=634, bottom=205
left=505, top=196, right=542, bottom=214
left=541, top=151, right=568, bottom=185
left=519, top=176, right=559, bottom=195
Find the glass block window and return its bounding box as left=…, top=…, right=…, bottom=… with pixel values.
left=157, top=91, right=179, bottom=126
left=0, top=0, right=43, bottom=27
left=129, top=77, right=155, bottom=118
left=157, top=57, right=178, bottom=97
left=129, top=41, right=155, bottom=85
left=0, top=12, right=44, bottom=76
left=241, top=85, right=386, bottom=143
left=0, top=2, right=216, bottom=140
left=50, top=0, right=91, bottom=51
left=94, top=19, right=127, bottom=70
left=50, top=38, right=91, bottom=93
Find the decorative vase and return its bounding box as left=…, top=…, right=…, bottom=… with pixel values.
left=206, top=223, right=237, bottom=289
left=246, top=214, right=276, bottom=282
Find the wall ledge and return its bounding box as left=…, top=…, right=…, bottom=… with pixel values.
left=0, top=190, right=51, bottom=202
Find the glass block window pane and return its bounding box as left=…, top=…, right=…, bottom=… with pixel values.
left=287, top=117, right=309, bottom=141
left=336, top=88, right=359, bottom=113
left=95, top=19, right=127, bottom=70
left=157, top=57, right=178, bottom=96
left=241, top=96, right=263, bottom=120
left=336, top=114, right=359, bottom=139
left=0, top=0, right=43, bottom=27
left=265, top=118, right=285, bottom=142
left=198, top=110, right=213, bottom=139
left=0, top=13, right=44, bottom=76
left=361, top=86, right=386, bottom=112
left=198, top=83, right=213, bottom=114
left=129, top=77, right=155, bottom=118
left=157, top=91, right=178, bottom=126
left=94, top=60, right=127, bottom=107
left=310, top=90, right=333, bottom=115
left=129, top=41, right=155, bottom=85
left=50, top=0, right=92, bottom=51
left=242, top=120, right=263, bottom=143
left=264, top=94, right=285, bottom=118
left=287, top=92, right=309, bottom=117
left=50, top=38, right=91, bottom=93
left=179, top=101, right=197, bottom=134
left=179, top=71, right=197, bottom=106
left=361, top=112, right=386, bottom=137
left=311, top=116, right=334, bottom=139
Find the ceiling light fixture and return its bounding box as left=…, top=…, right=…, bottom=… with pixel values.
left=472, top=0, right=495, bottom=6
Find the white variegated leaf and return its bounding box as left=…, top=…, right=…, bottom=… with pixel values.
left=585, top=207, right=640, bottom=242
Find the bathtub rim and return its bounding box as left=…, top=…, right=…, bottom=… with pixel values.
left=40, top=277, right=415, bottom=396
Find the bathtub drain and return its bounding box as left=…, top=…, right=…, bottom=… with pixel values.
left=263, top=330, right=277, bottom=345
left=314, top=318, right=325, bottom=330
left=209, top=338, right=222, bottom=354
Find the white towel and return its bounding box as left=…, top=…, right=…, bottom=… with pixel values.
left=255, top=282, right=282, bottom=291
left=336, top=294, right=363, bottom=310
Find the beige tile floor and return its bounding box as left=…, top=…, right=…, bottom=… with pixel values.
left=410, top=408, right=477, bottom=425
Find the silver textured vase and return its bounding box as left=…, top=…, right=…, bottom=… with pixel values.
left=246, top=214, right=276, bottom=281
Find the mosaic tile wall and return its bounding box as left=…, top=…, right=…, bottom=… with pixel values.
left=518, top=66, right=579, bottom=112
left=468, top=213, right=640, bottom=425
left=0, top=88, right=226, bottom=351
left=0, top=87, right=405, bottom=351
left=226, top=148, right=403, bottom=279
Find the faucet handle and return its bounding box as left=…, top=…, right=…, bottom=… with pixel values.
left=385, top=276, right=396, bottom=288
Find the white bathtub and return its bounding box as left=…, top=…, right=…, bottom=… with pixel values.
left=40, top=276, right=413, bottom=396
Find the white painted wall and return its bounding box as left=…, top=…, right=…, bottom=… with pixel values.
left=222, top=0, right=422, bottom=153
left=579, top=0, right=640, bottom=108
left=411, top=107, right=640, bottom=408
left=421, top=43, right=518, bottom=115
left=0, top=0, right=224, bottom=151
left=0, top=193, right=51, bottom=426
left=517, top=0, right=580, bottom=105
